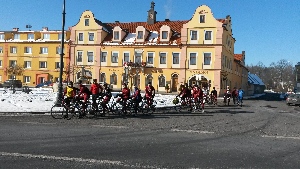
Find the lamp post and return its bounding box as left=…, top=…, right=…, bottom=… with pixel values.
left=56, top=0, right=66, bottom=106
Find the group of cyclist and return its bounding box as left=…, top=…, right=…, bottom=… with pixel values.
left=63, top=79, right=156, bottom=118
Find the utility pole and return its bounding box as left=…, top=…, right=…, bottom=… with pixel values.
left=56, top=0, right=66, bottom=106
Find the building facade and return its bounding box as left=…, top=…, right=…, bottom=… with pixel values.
left=0, top=27, right=70, bottom=87
left=69, top=2, right=248, bottom=95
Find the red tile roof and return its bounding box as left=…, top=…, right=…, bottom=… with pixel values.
left=234, top=54, right=242, bottom=61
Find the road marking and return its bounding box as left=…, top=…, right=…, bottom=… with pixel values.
left=0, top=152, right=157, bottom=168
left=171, top=129, right=214, bottom=134
left=20, top=122, right=56, bottom=125
left=262, top=135, right=300, bottom=140
left=92, top=125, right=129, bottom=129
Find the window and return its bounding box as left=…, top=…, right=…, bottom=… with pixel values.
left=58, top=33, right=65, bottom=40
left=173, top=53, right=179, bottom=64
left=162, top=31, right=168, bottom=39
left=24, top=47, right=32, bottom=54
left=190, top=53, right=197, bottom=65
left=0, top=34, right=4, bottom=40
left=114, top=31, right=119, bottom=40
left=204, top=53, right=211, bottom=65
left=135, top=52, right=142, bottom=63
left=0, top=46, right=3, bottom=53
left=55, top=62, right=63, bottom=69
left=77, top=51, right=83, bottom=62
left=160, top=52, right=166, bottom=64
left=110, top=74, right=117, bottom=85
left=101, top=52, right=107, bottom=62
left=205, top=31, right=212, bottom=40
left=158, top=76, right=165, bottom=87
left=78, top=33, right=83, bottom=41
left=9, top=75, right=16, bottom=80
left=100, top=73, right=106, bottom=83
left=24, top=76, right=31, bottom=83
left=0, top=60, right=2, bottom=67
left=111, top=52, right=118, bottom=63
left=9, top=60, right=17, bottom=67
left=147, top=53, right=154, bottom=64
left=39, top=61, right=47, bottom=68
left=27, top=34, right=34, bottom=40
left=190, top=30, right=197, bottom=40
left=200, top=15, right=205, bottom=23
left=137, top=31, right=143, bottom=39
left=43, top=33, right=50, bottom=40
left=124, top=53, right=130, bottom=63
left=88, top=33, right=94, bottom=41
left=10, top=47, right=17, bottom=53
left=56, top=46, right=64, bottom=54
left=24, top=61, right=31, bottom=68
left=40, top=47, right=48, bottom=54
left=85, top=19, right=89, bottom=26
left=14, top=34, right=20, bottom=40
left=87, top=52, right=94, bottom=62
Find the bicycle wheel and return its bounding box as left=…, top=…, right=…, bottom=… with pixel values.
left=50, top=104, right=66, bottom=119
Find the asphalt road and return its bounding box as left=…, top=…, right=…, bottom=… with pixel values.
left=0, top=100, right=300, bottom=169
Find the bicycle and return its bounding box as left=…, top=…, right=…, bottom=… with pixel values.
left=140, top=97, right=157, bottom=115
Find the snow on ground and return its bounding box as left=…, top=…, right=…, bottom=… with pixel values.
left=0, top=89, right=176, bottom=112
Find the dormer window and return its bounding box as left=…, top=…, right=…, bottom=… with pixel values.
left=113, top=31, right=120, bottom=40
left=200, top=15, right=205, bottom=23
left=137, top=31, right=143, bottom=39
left=162, top=31, right=168, bottom=39
left=43, top=33, right=50, bottom=40
left=0, top=34, right=4, bottom=40
left=14, top=34, right=20, bottom=40
left=27, top=34, right=34, bottom=40
left=85, top=19, right=89, bottom=26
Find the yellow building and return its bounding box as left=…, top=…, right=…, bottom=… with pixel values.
left=0, top=27, right=70, bottom=87
left=70, top=2, right=248, bottom=95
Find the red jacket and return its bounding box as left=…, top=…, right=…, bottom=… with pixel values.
left=145, top=86, right=155, bottom=97
left=90, top=83, right=101, bottom=95
left=122, top=87, right=130, bottom=99
left=192, top=87, right=201, bottom=98
left=78, top=84, right=89, bottom=96
left=132, top=89, right=141, bottom=100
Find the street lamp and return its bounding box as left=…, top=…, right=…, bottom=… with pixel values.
left=56, top=0, right=66, bottom=106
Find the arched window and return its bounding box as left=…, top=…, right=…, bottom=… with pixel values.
left=100, top=73, right=106, bottom=83
left=110, top=73, right=117, bottom=85
left=146, top=75, right=153, bottom=85
left=158, top=75, right=165, bottom=87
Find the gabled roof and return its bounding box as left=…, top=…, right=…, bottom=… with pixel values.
left=234, top=54, right=242, bottom=61
left=248, top=73, right=265, bottom=86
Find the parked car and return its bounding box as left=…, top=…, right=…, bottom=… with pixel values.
left=35, top=81, right=53, bottom=88
left=2, top=79, right=22, bottom=88
left=286, top=94, right=300, bottom=106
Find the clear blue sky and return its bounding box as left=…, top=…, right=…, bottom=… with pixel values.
left=1, top=0, right=300, bottom=67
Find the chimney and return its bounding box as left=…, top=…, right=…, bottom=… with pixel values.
left=42, top=27, right=48, bottom=31
left=115, top=21, right=120, bottom=23
left=165, top=19, right=170, bottom=22
left=12, top=28, right=19, bottom=31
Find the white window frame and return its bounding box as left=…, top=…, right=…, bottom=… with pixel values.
left=158, top=75, right=166, bottom=87
left=55, top=62, right=63, bottom=69
left=39, top=61, right=47, bottom=68
left=134, top=52, right=142, bottom=63
left=147, top=52, right=154, bottom=65
left=78, top=33, right=84, bottom=42
left=9, top=60, right=17, bottom=67
left=172, top=53, right=180, bottom=65
left=40, top=47, right=48, bottom=54
left=0, top=34, right=4, bottom=40
left=204, top=30, right=213, bottom=44
left=77, top=51, right=83, bottom=62
left=159, top=52, right=167, bottom=68
left=199, top=15, right=205, bottom=23
left=137, top=31, right=143, bottom=39
left=101, top=51, right=107, bottom=62
left=24, top=47, right=32, bottom=54
left=88, top=32, right=94, bottom=41
left=24, top=76, right=31, bottom=83
left=111, top=51, right=119, bottom=66
left=189, top=52, right=198, bottom=66
left=87, top=51, right=94, bottom=63
left=85, top=19, right=89, bottom=26
left=24, top=61, right=31, bottom=68
left=0, top=46, right=3, bottom=53
left=14, top=34, right=20, bottom=40
left=43, top=33, right=50, bottom=40
left=56, top=46, right=64, bottom=54
left=113, top=31, right=120, bottom=40
left=190, top=30, right=198, bottom=44
left=123, top=52, right=130, bottom=63
left=58, top=33, right=65, bottom=40
left=27, top=33, right=34, bottom=40
left=203, top=52, right=212, bottom=66
left=162, top=31, right=168, bottom=39
left=10, top=47, right=17, bottom=54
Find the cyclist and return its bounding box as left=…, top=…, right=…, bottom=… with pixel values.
left=100, top=83, right=112, bottom=116
left=191, top=84, right=201, bottom=109
left=121, top=83, right=130, bottom=116
left=178, top=83, right=192, bottom=110
left=76, top=80, right=91, bottom=118
left=90, top=79, right=102, bottom=110
left=132, top=85, right=142, bottom=116
left=210, top=87, right=218, bottom=105
left=63, top=81, right=78, bottom=118
left=145, top=82, right=155, bottom=107
left=224, top=86, right=231, bottom=104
